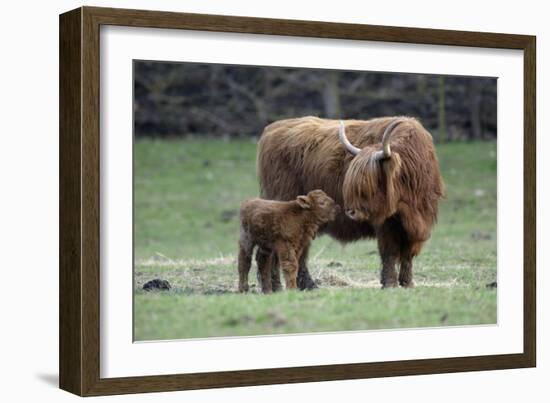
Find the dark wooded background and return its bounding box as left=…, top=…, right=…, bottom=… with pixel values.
left=134, top=61, right=497, bottom=141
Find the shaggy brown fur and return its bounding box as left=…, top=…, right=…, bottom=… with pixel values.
left=238, top=190, right=340, bottom=293
left=257, top=116, right=445, bottom=289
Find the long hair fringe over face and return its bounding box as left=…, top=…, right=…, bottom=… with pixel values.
left=342, top=148, right=402, bottom=225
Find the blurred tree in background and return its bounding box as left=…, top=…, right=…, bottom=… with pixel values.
left=134, top=61, right=496, bottom=141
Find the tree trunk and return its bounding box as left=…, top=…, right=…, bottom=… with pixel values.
left=438, top=76, right=446, bottom=142
left=323, top=71, right=341, bottom=118
left=469, top=81, right=483, bottom=140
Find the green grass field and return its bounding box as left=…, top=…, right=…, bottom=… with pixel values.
left=134, top=138, right=497, bottom=341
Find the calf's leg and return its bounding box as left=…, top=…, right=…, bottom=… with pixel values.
left=237, top=237, right=253, bottom=293
left=270, top=249, right=316, bottom=291
left=276, top=244, right=299, bottom=290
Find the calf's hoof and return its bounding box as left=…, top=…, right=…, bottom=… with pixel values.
left=381, top=280, right=398, bottom=289
left=261, top=288, right=273, bottom=295
left=238, top=284, right=249, bottom=293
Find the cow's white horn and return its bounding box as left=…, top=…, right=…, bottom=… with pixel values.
left=338, top=120, right=361, bottom=156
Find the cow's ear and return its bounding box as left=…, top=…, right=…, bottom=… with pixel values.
left=297, top=195, right=311, bottom=209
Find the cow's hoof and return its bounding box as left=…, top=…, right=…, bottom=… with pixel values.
left=399, top=281, right=415, bottom=288
left=298, top=278, right=318, bottom=291
left=297, top=270, right=318, bottom=291
left=303, top=282, right=318, bottom=291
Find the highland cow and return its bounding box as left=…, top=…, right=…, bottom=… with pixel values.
left=257, top=116, right=445, bottom=290
left=238, top=190, right=340, bottom=293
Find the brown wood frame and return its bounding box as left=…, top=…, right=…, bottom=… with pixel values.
left=59, top=6, right=536, bottom=396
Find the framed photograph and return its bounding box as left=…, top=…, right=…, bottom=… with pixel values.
left=59, top=6, right=536, bottom=396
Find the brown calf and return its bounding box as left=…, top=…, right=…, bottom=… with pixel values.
left=238, top=190, right=340, bottom=293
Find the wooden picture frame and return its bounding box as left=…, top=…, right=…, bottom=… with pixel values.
left=59, top=6, right=536, bottom=396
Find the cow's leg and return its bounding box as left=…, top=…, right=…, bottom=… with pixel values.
left=238, top=237, right=253, bottom=293
left=268, top=252, right=283, bottom=292
left=276, top=244, right=299, bottom=290
left=377, top=219, right=402, bottom=289
left=297, top=244, right=318, bottom=290
left=399, top=241, right=424, bottom=288
left=256, top=247, right=273, bottom=294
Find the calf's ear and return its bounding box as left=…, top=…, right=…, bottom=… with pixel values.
left=297, top=195, right=311, bottom=209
